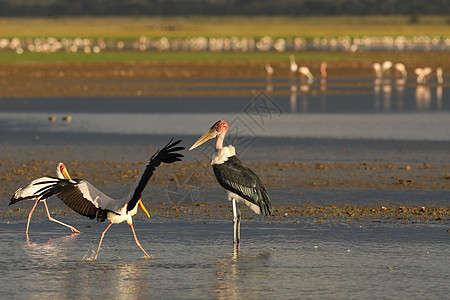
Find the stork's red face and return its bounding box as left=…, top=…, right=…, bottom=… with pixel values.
left=212, top=120, right=229, bottom=133
left=189, top=120, right=229, bottom=151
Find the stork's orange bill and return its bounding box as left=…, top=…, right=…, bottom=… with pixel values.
left=189, top=128, right=217, bottom=151
left=138, top=199, right=150, bottom=218
left=60, top=164, right=72, bottom=180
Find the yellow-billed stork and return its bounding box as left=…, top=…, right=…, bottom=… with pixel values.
left=29, top=139, right=184, bottom=260
left=189, top=120, right=272, bottom=244
left=10, top=162, right=81, bottom=237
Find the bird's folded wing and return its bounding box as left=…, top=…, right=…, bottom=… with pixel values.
left=213, top=156, right=272, bottom=216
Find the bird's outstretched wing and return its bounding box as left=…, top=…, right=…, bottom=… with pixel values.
left=126, top=139, right=184, bottom=212
left=33, top=178, right=117, bottom=222
left=9, top=176, right=60, bottom=205
left=213, top=156, right=272, bottom=216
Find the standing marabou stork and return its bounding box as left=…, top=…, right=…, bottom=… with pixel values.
left=10, top=162, right=81, bottom=237
left=189, top=120, right=272, bottom=244
left=30, top=139, right=184, bottom=260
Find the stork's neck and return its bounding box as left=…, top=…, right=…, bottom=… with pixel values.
left=215, top=129, right=227, bottom=151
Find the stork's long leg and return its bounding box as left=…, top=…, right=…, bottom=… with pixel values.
left=26, top=199, right=41, bottom=237
left=94, top=222, right=113, bottom=260
left=236, top=204, right=241, bottom=244
left=42, top=200, right=81, bottom=234
left=232, top=199, right=239, bottom=244
left=129, top=223, right=150, bottom=258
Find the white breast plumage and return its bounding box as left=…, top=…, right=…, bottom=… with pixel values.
left=211, top=145, right=236, bottom=165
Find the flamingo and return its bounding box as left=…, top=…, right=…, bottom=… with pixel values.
left=415, top=67, right=433, bottom=84
left=265, top=63, right=274, bottom=91
left=381, top=61, right=393, bottom=75
left=289, top=55, right=298, bottom=74
left=265, top=63, right=273, bottom=78
left=394, top=63, right=407, bottom=77
left=320, top=61, right=327, bottom=79
left=373, top=63, right=382, bottom=78
left=299, top=66, right=314, bottom=84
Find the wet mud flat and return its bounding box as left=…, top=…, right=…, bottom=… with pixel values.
left=1, top=131, right=449, bottom=224
left=2, top=154, right=449, bottom=224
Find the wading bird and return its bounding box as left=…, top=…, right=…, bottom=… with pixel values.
left=415, top=67, right=433, bottom=84
left=30, top=139, right=184, bottom=260
left=394, top=63, right=407, bottom=77
left=381, top=60, right=393, bottom=75
left=320, top=61, right=328, bottom=79
left=289, top=55, right=298, bottom=74
left=373, top=63, right=382, bottom=78
left=10, top=162, right=81, bottom=237
left=189, top=120, right=272, bottom=244
left=299, top=66, right=314, bottom=84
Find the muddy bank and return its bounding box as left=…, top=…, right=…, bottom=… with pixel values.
left=1, top=159, right=449, bottom=223
left=1, top=52, right=449, bottom=97
left=2, top=159, right=449, bottom=191
left=4, top=198, right=449, bottom=224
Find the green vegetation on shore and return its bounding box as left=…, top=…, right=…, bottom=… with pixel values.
left=0, top=16, right=448, bottom=39
left=1, top=51, right=448, bottom=66
left=0, top=51, right=352, bottom=63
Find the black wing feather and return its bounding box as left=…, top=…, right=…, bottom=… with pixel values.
left=126, top=139, right=184, bottom=212
left=213, top=156, right=272, bottom=216
left=36, top=179, right=109, bottom=222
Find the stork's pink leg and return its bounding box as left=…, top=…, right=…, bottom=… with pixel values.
left=129, top=223, right=150, bottom=257
left=94, top=222, right=113, bottom=260
left=42, top=200, right=81, bottom=234
left=26, top=199, right=40, bottom=237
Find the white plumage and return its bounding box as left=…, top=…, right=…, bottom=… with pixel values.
left=9, top=163, right=80, bottom=237
left=25, top=139, right=184, bottom=260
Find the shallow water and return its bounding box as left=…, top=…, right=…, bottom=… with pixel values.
left=0, top=219, right=448, bottom=299
left=0, top=77, right=449, bottom=143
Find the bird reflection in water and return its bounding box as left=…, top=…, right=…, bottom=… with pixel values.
left=320, top=78, right=327, bottom=112
left=373, top=77, right=393, bottom=112
left=436, top=85, right=442, bottom=110
left=25, top=233, right=79, bottom=260
left=215, top=246, right=272, bottom=299
left=416, top=85, right=432, bottom=111
left=265, top=64, right=273, bottom=92
left=215, top=246, right=241, bottom=299
left=382, top=79, right=392, bottom=112
left=394, top=78, right=406, bottom=111
left=289, top=86, right=297, bottom=113
left=113, top=262, right=149, bottom=297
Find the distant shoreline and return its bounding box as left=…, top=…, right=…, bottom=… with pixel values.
left=1, top=51, right=449, bottom=97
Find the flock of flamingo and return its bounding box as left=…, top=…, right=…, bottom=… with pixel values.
left=264, top=55, right=445, bottom=113
left=264, top=55, right=444, bottom=88
left=1, top=34, right=449, bottom=54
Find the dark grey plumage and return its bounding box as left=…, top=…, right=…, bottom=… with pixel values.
left=213, top=155, right=272, bottom=216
